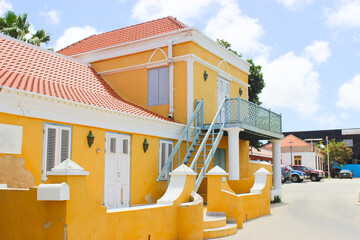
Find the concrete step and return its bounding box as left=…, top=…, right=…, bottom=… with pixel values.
left=203, top=223, right=238, bottom=239
left=203, top=214, right=226, bottom=229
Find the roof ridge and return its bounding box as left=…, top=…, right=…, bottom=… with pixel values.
left=57, top=16, right=188, bottom=55
left=0, top=33, right=89, bottom=66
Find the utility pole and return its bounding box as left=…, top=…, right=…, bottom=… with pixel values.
left=326, top=136, right=330, bottom=179
left=289, top=140, right=293, bottom=165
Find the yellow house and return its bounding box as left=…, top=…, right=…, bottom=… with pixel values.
left=0, top=17, right=283, bottom=239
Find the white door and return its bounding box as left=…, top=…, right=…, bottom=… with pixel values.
left=104, top=132, right=131, bottom=209
left=218, top=76, right=230, bottom=122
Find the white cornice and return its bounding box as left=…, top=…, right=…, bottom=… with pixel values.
left=98, top=54, right=249, bottom=88
left=0, top=87, right=193, bottom=140
left=71, top=28, right=250, bottom=74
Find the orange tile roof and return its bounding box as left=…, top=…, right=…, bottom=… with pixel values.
left=265, top=134, right=309, bottom=149
left=58, top=16, right=188, bottom=56
left=0, top=35, right=172, bottom=122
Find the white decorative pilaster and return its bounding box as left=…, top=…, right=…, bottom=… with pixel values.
left=186, top=58, right=194, bottom=124
left=270, top=139, right=282, bottom=200
left=225, top=127, right=242, bottom=180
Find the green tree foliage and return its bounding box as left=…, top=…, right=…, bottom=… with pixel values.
left=247, top=59, right=265, bottom=105
left=318, top=139, right=353, bottom=168
left=217, top=39, right=265, bottom=151
left=0, top=10, right=50, bottom=46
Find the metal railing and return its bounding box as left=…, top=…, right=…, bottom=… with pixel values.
left=189, top=99, right=226, bottom=191
left=224, top=96, right=282, bottom=134
left=157, top=99, right=204, bottom=182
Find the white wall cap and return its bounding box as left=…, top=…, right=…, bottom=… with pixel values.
left=170, top=164, right=196, bottom=176
left=48, top=159, right=89, bottom=176
left=250, top=160, right=272, bottom=165
left=179, top=191, right=203, bottom=206
left=206, top=166, right=229, bottom=176
left=254, top=167, right=271, bottom=176
left=37, top=182, right=70, bottom=201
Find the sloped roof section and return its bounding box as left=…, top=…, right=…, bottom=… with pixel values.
left=58, top=16, right=187, bottom=56
left=0, top=35, right=171, bottom=121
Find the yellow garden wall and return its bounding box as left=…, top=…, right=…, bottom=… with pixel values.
left=0, top=169, right=203, bottom=240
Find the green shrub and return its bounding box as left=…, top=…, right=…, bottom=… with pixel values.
left=271, top=195, right=281, bottom=204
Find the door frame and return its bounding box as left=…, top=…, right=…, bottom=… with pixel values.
left=104, top=131, right=131, bottom=208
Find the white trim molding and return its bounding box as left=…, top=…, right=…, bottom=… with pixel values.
left=0, top=86, right=193, bottom=140
left=71, top=28, right=250, bottom=75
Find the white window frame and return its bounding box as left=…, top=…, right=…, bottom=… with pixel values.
left=148, top=66, right=169, bottom=106
left=158, top=139, right=174, bottom=181
left=41, top=123, right=72, bottom=181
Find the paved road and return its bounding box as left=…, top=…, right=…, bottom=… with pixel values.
left=221, top=178, right=360, bottom=240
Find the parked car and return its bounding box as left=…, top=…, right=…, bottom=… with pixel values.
left=284, top=165, right=306, bottom=183
left=339, top=169, right=353, bottom=179
left=281, top=166, right=291, bottom=183
left=291, top=165, right=325, bottom=182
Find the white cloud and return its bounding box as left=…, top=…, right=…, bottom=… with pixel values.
left=313, top=113, right=340, bottom=129
left=341, top=112, right=349, bottom=119
left=131, top=0, right=213, bottom=24
left=337, top=74, right=360, bottom=111
left=325, top=0, right=360, bottom=29
left=54, top=26, right=100, bottom=51
left=204, top=0, right=269, bottom=58
left=304, top=40, right=331, bottom=64
left=277, top=0, right=313, bottom=11
left=0, top=0, right=12, bottom=15
left=40, top=9, right=60, bottom=25
left=260, top=51, right=320, bottom=117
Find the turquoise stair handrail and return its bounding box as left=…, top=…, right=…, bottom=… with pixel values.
left=157, top=100, right=204, bottom=182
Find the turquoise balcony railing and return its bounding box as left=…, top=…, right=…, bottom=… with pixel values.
left=224, top=96, right=282, bottom=134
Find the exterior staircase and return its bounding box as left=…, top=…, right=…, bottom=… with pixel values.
left=203, top=212, right=237, bottom=239
left=157, top=99, right=226, bottom=191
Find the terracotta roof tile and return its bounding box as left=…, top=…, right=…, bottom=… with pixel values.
left=264, top=134, right=309, bottom=149
left=0, top=35, right=172, bottom=122
left=58, top=16, right=187, bottom=56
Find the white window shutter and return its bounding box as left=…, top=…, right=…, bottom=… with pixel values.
left=46, top=128, right=56, bottom=171
left=60, top=129, right=70, bottom=162
left=158, top=66, right=169, bottom=105
left=148, top=68, right=159, bottom=106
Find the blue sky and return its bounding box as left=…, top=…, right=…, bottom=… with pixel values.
left=2, top=0, right=360, bottom=132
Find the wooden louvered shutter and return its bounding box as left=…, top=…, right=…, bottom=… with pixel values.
left=46, top=127, right=56, bottom=171
left=158, top=66, right=169, bottom=105
left=148, top=68, right=159, bottom=106
left=60, top=128, right=70, bottom=162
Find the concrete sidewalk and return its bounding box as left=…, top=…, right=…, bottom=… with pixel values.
left=220, top=178, right=360, bottom=240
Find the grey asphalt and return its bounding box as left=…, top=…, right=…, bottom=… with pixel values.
left=220, top=178, right=360, bottom=240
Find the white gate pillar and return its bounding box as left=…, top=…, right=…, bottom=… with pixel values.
left=271, top=139, right=282, bottom=200
left=225, top=127, right=242, bottom=180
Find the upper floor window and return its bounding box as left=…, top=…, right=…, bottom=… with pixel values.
left=343, top=139, right=353, bottom=147
left=148, top=66, right=169, bottom=106
left=159, top=139, right=174, bottom=181
left=42, top=123, right=72, bottom=180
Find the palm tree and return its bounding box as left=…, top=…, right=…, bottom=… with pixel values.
left=0, top=10, right=50, bottom=46
left=27, top=29, right=50, bottom=46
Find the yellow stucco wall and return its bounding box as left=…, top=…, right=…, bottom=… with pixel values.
left=0, top=112, right=188, bottom=207
left=0, top=171, right=202, bottom=240
left=91, top=40, right=249, bottom=125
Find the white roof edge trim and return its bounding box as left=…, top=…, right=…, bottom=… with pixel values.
left=0, top=86, right=185, bottom=129
left=69, top=28, right=250, bottom=74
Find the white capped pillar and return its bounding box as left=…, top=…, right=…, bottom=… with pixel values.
left=225, top=127, right=242, bottom=180
left=271, top=139, right=282, bottom=199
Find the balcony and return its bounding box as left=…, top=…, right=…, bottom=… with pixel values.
left=201, top=97, right=283, bottom=140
